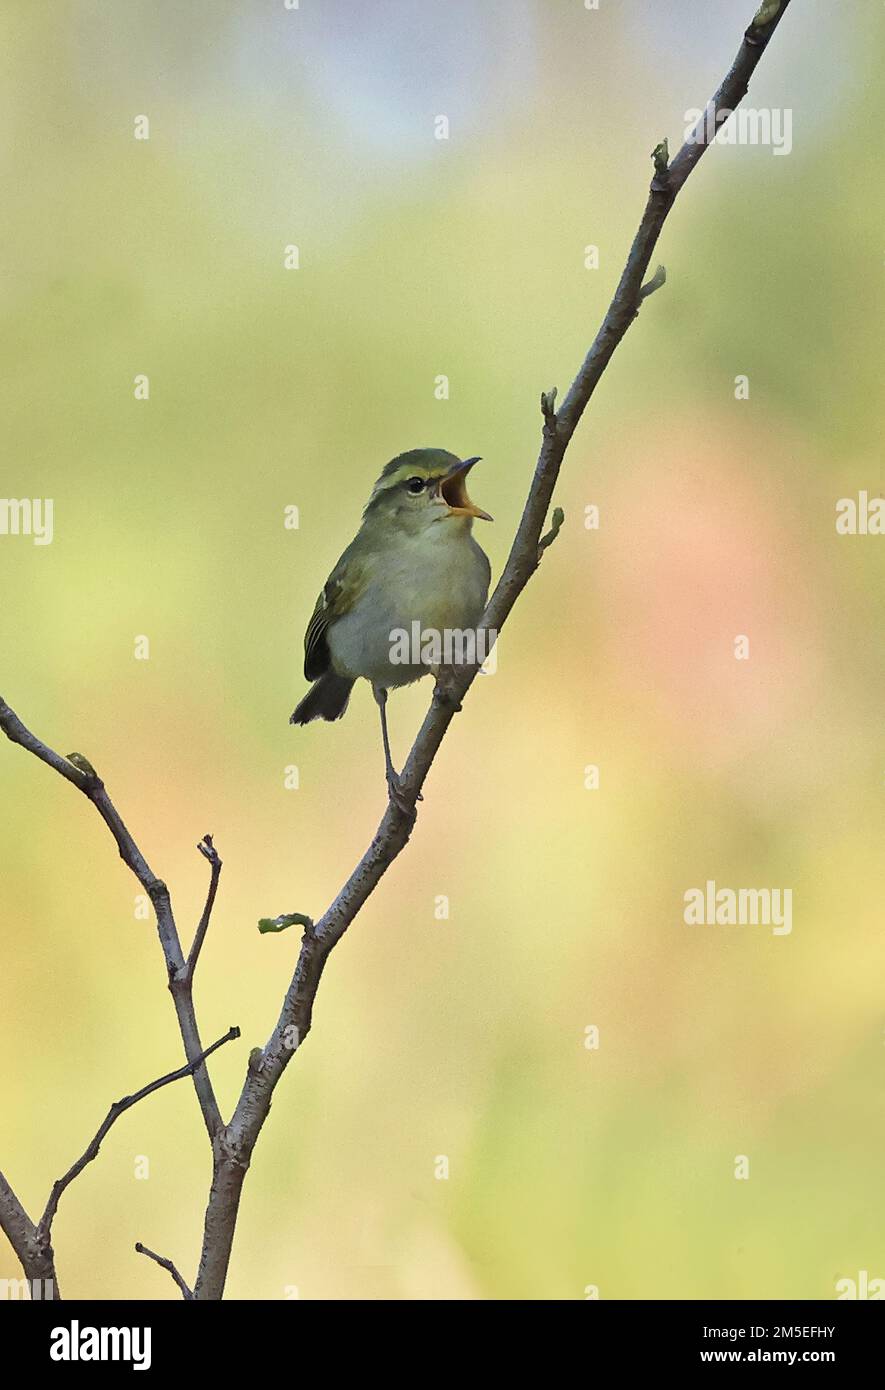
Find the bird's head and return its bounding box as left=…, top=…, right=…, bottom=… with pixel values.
left=363, top=448, right=492, bottom=537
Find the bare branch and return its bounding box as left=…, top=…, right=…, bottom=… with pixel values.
left=0, top=697, right=224, bottom=1139
left=135, top=1242, right=193, bottom=1300
left=0, top=1028, right=238, bottom=1296
left=189, top=0, right=796, bottom=1302
left=0, top=0, right=797, bottom=1303
left=0, top=1170, right=35, bottom=1259
left=185, top=834, right=223, bottom=981
left=38, top=1027, right=240, bottom=1239
left=0, top=1169, right=60, bottom=1298
left=556, top=0, right=794, bottom=440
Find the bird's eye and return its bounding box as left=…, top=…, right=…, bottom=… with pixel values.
left=405, top=477, right=425, bottom=495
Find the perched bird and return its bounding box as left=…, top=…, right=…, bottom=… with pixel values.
left=290, top=448, right=493, bottom=809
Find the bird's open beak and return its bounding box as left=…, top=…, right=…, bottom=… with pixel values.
left=439, top=457, right=493, bottom=521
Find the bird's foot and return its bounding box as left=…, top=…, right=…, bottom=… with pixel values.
left=433, top=671, right=462, bottom=711
left=386, top=771, right=421, bottom=816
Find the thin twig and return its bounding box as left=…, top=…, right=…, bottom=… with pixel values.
left=0, top=698, right=223, bottom=1140
left=185, top=835, right=223, bottom=981
left=135, top=1242, right=194, bottom=1300
left=38, top=1027, right=240, bottom=1240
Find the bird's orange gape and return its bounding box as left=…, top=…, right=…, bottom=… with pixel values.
left=439, top=457, right=493, bottom=521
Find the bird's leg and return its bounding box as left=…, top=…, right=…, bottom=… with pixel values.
left=373, top=685, right=417, bottom=814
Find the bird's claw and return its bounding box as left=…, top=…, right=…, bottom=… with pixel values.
left=386, top=773, right=420, bottom=816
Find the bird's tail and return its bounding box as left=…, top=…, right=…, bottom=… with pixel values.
left=290, top=673, right=355, bottom=725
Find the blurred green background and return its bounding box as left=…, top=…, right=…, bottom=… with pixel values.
left=1, top=0, right=883, bottom=1300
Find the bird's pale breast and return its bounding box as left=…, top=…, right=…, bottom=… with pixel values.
left=327, top=523, right=489, bottom=688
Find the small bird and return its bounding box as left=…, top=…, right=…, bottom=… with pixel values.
left=290, top=448, right=493, bottom=809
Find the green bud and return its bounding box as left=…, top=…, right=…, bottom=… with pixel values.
left=752, top=1, right=780, bottom=27
left=66, top=752, right=98, bottom=779
left=258, top=912, right=314, bottom=935
left=651, top=138, right=669, bottom=176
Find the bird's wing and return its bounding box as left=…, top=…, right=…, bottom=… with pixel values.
left=478, top=542, right=492, bottom=598
left=303, top=540, right=368, bottom=680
